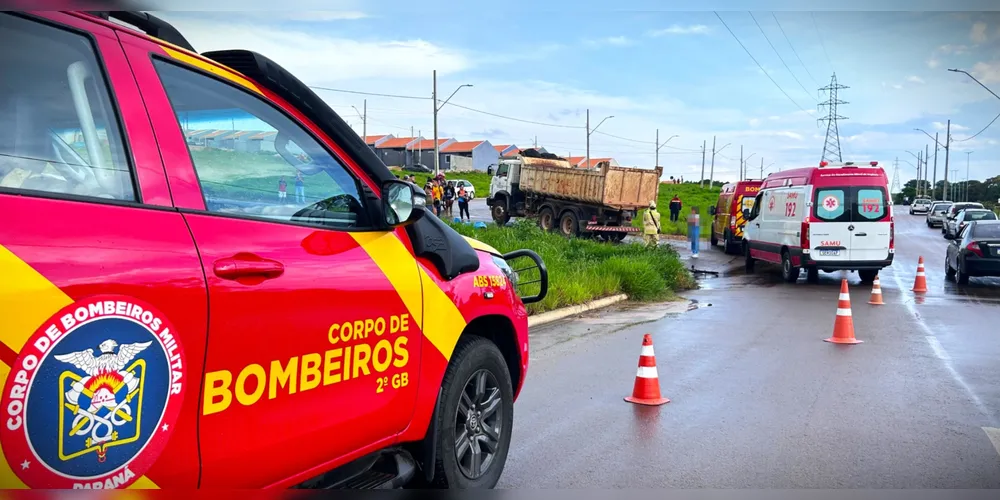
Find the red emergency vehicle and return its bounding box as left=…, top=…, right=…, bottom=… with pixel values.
left=708, top=180, right=763, bottom=254
left=0, top=11, right=547, bottom=489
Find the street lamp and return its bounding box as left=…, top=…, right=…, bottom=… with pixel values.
left=586, top=111, right=613, bottom=169
left=655, top=131, right=678, bottom=168
left=964, top=151, right=973, bottom=202
left=351, top=101, right=366, bottom=143
left=905, top=149, right=923, bottom=198
left=742, top=152, right=756, bottom=180
left=432, top=70, right=473, bottom=175
left=761, top=161, right=776, bottom=177
left=915, top=126, right=952, bottom=201
left=949, top=68, right=1000, bottom=101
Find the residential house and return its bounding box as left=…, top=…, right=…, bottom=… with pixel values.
left=578, top=157, right=619, bottom=169
left=373, top=136, right=421, bottom=167
left=441, top=140, right=498, bottom=172
left=493, top=144, right=519, bottom=156
left=364, top=134, right=393, bottom=148
left=407, top=138, right=455, bottom=170
left=185, top=129, right=215, bottom=147
left=247, top=131, right=278, bottom=153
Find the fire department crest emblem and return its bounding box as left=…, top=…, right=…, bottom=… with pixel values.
left=0, top=295, right=185, bottom=489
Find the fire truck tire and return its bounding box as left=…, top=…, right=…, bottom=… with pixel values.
left=431, top=335, right=514, bottom=489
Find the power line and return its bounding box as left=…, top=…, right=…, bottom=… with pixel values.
left=810, top=12, right=834, bottom=72
left=771, top=12, right=820, bottom=88
left=310, top=85, right=430, bottom=101
left=441, top=102, right=584, bottom=129
left=749, top=11, right=815, bottom=100
left=952, top=110, right=1000, bottom=142
left=714, top=11, right=811, bottom=115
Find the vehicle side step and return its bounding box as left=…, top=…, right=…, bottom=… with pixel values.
left=309, top=450, right=417, bottom=489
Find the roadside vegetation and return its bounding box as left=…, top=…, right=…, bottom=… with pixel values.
left=633, top=182, right=723, bottom=239
left=449, top=219, right=696, bottom=314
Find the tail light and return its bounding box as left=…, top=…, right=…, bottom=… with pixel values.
left=889, top=217, right=895, bottom=251
left=730, top=215, right=737, bottom=230
left=967, top=242, right=984, bottom=257
left=590, top=215, right=598, bottom=223
left=800, top=215, right=811, bottom=250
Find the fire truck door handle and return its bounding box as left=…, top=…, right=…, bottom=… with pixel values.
left=214, top=254, right=285, bottom=280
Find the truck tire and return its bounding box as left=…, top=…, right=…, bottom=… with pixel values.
left=538, top=207, right=556, bottom=232
left=491, top=203, right=510, bottom=227
left=431, top=336, right=514, bottom=489
left=857, top=269, right=878, bottom=284
left=559, top=211, right=579, bottom=238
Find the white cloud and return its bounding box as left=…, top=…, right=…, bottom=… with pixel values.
left=972, top=60, right=1000, bottom=85
left=926, top=58, right=940, bottom=69
left=158, top=15, right=471, bottom=81
left=905, top=75, right=925, bottom=84
left=584, top=36, right=634, bottom=47
left=932, top=121, right=970, bottom=131
left=647, top=25, right=710, bottom=36
left=971, top=21, right=988, bottom=44
left=938, top=44, right=969, bottom=55
left=748, top=118, right=761, bottom=127
left=891, top=84, right=903, bottom=90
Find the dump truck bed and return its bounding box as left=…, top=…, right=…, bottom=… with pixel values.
left=518, top=159, right=663, bottom=209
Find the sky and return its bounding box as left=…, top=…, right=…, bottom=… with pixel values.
left=149, top=0, right=1000, bottom=189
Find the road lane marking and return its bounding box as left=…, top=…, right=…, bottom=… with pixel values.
left=890, top=268, right=993, bottom=423
left=984, top=427, right=1000, bottom=457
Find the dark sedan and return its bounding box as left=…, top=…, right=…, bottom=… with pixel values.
left=945, top=220, right=1000, bottom=285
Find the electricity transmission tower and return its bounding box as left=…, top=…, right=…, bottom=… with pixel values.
left=890, top=158, right=902, bottom=195
left=818, top=73, right=849, bottom=163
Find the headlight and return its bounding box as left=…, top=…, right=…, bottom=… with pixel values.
left=491, top=255, right=518, bottom=285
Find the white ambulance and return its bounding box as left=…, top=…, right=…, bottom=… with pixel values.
left=742, top=161, right=894, bottom=284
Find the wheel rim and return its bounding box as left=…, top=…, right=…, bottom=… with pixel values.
left=561, top=216, right=573, bottom=235
left=540, top=213, right=552, bottom=229
left=783, top=255, right=790, bottom=276
left=454, top=369, right=503, bottom=480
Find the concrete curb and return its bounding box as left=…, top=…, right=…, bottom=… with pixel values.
left=527, top=294, right=629, bottom=328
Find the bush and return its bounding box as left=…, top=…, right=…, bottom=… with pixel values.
left=449, top=219, right=695, bottom=314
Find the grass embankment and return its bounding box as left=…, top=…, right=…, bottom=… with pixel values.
left=634, top=182, right=722, bottom=239
left=450, top=219, right=696, bottom=314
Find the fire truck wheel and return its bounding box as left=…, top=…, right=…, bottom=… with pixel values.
left=432, top=335, right=514, bottom=489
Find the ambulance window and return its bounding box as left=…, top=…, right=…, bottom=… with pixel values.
left=814, top=188, right=848, bottom=222
left=153, top=58, right=370, bottom=230
left=853, top=188, right=888, bottom=221
left=0, top=13, right=135, bottom=202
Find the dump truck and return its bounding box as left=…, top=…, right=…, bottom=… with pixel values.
left=486, top=149, right=664, bottom=240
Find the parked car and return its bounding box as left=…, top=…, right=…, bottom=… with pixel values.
left=945, top=209, right=998, bottom=239
left=909, top=198, right=932, bottom=215
left=743, top=160, right=892, bottom=284
left=945, top=220, right=1000, bottom=284
left=926, top=201, right=953, bottom=228
left=943, top=202, right=987, bottom=236
left=452, top=179, right=476, bottom=199
left=0, top=10, right=548, bottom=490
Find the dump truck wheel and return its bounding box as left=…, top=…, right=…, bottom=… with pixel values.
left=559, top=211, right=579, bottom=238
left=538, top=208, right=555, bottom=232
left=491, top=204, right=510, bottom=226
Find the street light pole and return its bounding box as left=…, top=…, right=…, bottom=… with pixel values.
left=742, top=152, right=756, bottom=180
left=944, top=120, right=951, bottom=202
left=431, top=70, right=473, bottom=176
left=924, top=143, right=930, bottom=199
left=709, top=139, right=729, bottom=189
left=948, top=68, right=1000, bottom=101
left=586, top=110, right=613, bottom=170
left=654, top=129, right=678, bottom=168
left=932, top=133, right=939, bottom=200
left=965, top=151, right=973, bottom=202
left=915, top=126, right=950, bottom=201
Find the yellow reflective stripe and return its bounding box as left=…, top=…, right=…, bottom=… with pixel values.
left=0, top=246, right=160, bottom=489
left=461, top=236, right=500, bottom=256
left=162, top=47, right=263, bottom=96
left=0, top=362, right=26, bottom=489
left=0, top=244, right=73, bottom=352
left=127, top=475, right=160, bottom=489
left=349, top=232, right=467, bottom=360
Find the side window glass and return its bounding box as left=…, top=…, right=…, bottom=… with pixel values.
left=750, top=193, right=763, bottom=219
left=0, top=14, right=134, bottom=201
left=814, top=189, right=848, bottom=222
left=152, top=59, right=370, bottom=230
left=496, top=164, right=508, bottom=177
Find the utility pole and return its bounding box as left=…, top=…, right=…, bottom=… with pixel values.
left=700, top=140, right=707, bottom=188
left=760, top=157, right=764, bottom=178
left=709, top=136, right=716, bottom=188
left=965, top=151, right=973, bottom=202
left=951, top=169, right=959, bottom=201
left=432, top=70, right=438, bottom=175
left=943, top=120, right=951, bottom=202
left=932, top=132, right=939, bottom=200
left=362, top=99, right=366, bottom=142
left=916, top=150, right=922, bottom=198
left=924, top=143, right=930, bottom=199
left=654, top=129, right=679, bottom=170
left=739, top=145, right=744, bottom=181
left=586, top=109, right=590, bottom=170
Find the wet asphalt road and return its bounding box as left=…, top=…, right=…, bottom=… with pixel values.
left=498, top=208, right=1000, bottom=488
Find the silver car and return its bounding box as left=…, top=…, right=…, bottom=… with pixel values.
left=926, top=201, right=953, bottom=228
left=909, top=198, right=933, bottom=215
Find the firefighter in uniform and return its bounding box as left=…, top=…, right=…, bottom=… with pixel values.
left=643, top=200, right=661, bottom=246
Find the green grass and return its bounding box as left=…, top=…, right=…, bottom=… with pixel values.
left=632, top=182, right=723, bottom=239
left=449, top=219, right=696, bottom=314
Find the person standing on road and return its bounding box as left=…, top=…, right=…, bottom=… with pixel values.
left=669, top=194, right=682, bottom=222
left=294, top=172, right=305, bottom=204
left=688, top=206, right=701, bottom=258
left=643, top=200, right=661, bottom=247
left=457, top=182, right=471, bottom=222
left=277, top=176, right=287, bottom=202
left=443, top=181, right=456, bottom=217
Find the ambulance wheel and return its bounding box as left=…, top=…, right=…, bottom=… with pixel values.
left=432, top=335, right=513, bottom=489
left=858, top=270, right=878, bottom=284
left=743, top=242, right=755, bottom=273
left=807, top=267, right=820, bottom=283
left=781, top=250, right=800, bottom=283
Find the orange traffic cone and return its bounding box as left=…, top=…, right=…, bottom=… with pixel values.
left=912, top=256, right=928, bottom=293
left=825, top=278, right=863, bottom=344
left=868, top=275, right=884, bottom=305
left=624, top=334, right=670, bottom=406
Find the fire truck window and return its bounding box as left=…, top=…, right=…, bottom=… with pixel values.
left=152, top=58, right=371, bottom=230
left=0, top=13, right=135, bottom=201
